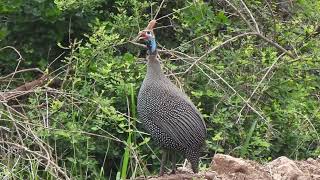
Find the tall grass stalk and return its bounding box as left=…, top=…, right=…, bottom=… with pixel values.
left=241, top=120, right=257, bottom=157
left=120, top=84, right=136, bottom=179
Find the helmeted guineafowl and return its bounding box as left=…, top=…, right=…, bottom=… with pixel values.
left=137, top=20, right=206, bottom=175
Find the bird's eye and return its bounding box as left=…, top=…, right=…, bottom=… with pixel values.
left=146, top=31, right=151, bottom=35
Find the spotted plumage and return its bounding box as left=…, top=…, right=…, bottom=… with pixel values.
left=137, top=23, right=206, bottom=175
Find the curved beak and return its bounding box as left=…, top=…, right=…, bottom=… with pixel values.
left=138, top=31, right=147, bottom=40
left=133, top=31, right=147, bottom=42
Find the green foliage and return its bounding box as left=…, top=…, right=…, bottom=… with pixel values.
left=1, top=0, right=320, bottom=179
left=54, top=0, right=104, bottom=11
left=0, top=0, right=64, bottom=70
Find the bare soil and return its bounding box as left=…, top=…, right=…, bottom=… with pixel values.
left=143, top=153, right=320, bottom=180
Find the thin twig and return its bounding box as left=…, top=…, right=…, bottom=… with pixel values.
left=156, top=5, right=192, bottom=21
left=0, top=74, right=48, bottom=102
left=178, top=32, right=295, bottom=74
left=0, top=68, right=44, bottom=81
left=239, top=0, right=260, bottom=33
left=173, top=32, right=213, bottom=51
left=0, top=46, right=23, bottom=61
left=0, top=118, right=123, bottom=143
left=47, top=52, right=65, bottom=69
left=185, top=32, right=257, bottom=72
left=158, top=47, right=267, bottom=122
left=153, top=24, right=173, bottom=30
left=0, top=141, right=70, bottom=180
left=236, top=53, right=285, bottom=123
left=223, top=0, right=254, bottom=31
left=153, top=0, right=166, bottom=20
left=1, top=46, right=24, bottom=91
left=199, top=62, right=267, bottom=121
left=255, top=33, right=296, bottom=58
left=264, top=0, right=276, bottom=39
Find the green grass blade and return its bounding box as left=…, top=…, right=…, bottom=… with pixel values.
left=240, top=119, right=257, bottom=157
left=120, top=84, right=136, bottom=180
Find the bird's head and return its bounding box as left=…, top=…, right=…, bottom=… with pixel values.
left=138, top=30, right=155, bottom=41
left=138, top=20, right=157, bottom=54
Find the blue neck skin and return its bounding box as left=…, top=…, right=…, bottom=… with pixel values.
left=147, top=38, right=156, bottom=54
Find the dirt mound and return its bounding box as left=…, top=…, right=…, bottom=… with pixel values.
left=144, top=154, right=320, bottom=180
left=211, top=154, right=320, bottom=180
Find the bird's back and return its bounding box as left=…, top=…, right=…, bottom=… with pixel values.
left=137, top=64, right=206, bottom=151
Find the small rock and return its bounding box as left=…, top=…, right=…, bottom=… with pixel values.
left=267, top=156, right=303, bottom=180
left=177, top=166, right=193, bottom=174
left=202, top=171, right=219, bottom=180
left=211, top=154, right=271, bottom=180
left=211, top=154, right=255, bottom=174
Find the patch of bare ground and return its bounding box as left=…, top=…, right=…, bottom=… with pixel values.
left=140, top=153, right=320, bottom=180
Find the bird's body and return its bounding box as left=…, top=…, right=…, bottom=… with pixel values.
left=137, top=54, right=206, bottom=174
left=137, top=22, right=206, bottom=175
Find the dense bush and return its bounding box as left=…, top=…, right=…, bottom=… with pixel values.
left=1, top=0, right=319, bottom=179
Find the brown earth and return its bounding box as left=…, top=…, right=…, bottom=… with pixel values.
left=142, top=154, right=320, bottom=180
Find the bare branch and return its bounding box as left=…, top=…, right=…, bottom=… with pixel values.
left=264, top=0, right=276, bottom=39
left=158, top=47, right=268, bottom=122
left=236, top=53, right=285, bottom=123
left=156, top=5, right=192, bottom=21
left=199, top=62, right=268, bottom=122
left=178, top=32, right=295, bottom=74
left=0, top=68, right=44, bottom=81
left=239, top=0, right=260, bottom=33
left=255, top=33, right=296, bottom=58
left=153, top=0, right=166, bottom=20
left=0, top=74, right=48, bottom=102
left=185, top=32, right=258, bottom=72
left=0, top=141, right=70, bottom=180
left=0, top=46, right=23, bottom=61
left=223, top=0, right=254, bottom=31
left=0, top=46, right=24, bottom=91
